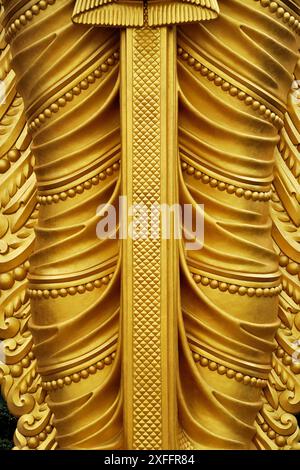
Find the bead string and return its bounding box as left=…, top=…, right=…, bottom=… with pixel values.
left=254, top=0, right=300, bottom=35
left=192, top=272, right=282, bottom=297
left=41, top=351, right=116, bottom=391
left=26, top=422, right=55, bottom=450
left=273, top=348, right=300, bottom=378
left=257, top=417, right=287, bottom=448
left=177, top=47, right=284, bottom=130
left=278, top=132, right=300, bottom=185
left=279, top=253, right=300, bottom=277
left=37, top=160, right=121, bottom=205
left=181, top=160, right=272, bottom=202
left=28, top=272, right=114, bottom=299
left=193, top=352, right=268, bottom=388
left=0, top=262, right=30, bottom=292
left=28, top=50, right=120, bottom=133
left=6, top=0, right=56, bottom=42
left=0, top=148, right=23, bottom=174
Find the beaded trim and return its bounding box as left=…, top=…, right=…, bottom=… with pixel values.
left=41, top=351, right=116, bottom=391
left=181, top=160, right=272, bottom=201
left=279, top=253, right=300, bottom=277
left=9, top=351, right=35, bottom=379
left=255, top=0, right=300, bottom=35
left=28, top=51, right=120, bottom=133
left=37, top=161, right=120, bottom=205
left=28, top=273, right=113, bottom=299
left=26, top=423, right=54, bottom=450
left=6, top=0, right=56, bottom=42
left=257, top=416, right=287, bottom=447
left=177, top=47, right=284, bottom=130
left=193, top=352, right=268, bottom=388
left=192, top=272, right=282, bottom=297
left=274, top=348, right=300, bottom=376
left=0, top=262, right=29, bottom=292
left=278, top=132, right=300, bottom=185
left=0, top=148, right=23, bottom=174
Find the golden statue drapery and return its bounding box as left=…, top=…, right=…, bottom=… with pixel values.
left=0, top=0, right=300, bottom=450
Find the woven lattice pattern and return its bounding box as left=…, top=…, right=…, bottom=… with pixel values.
left=132, top=27, right=162, bottom=450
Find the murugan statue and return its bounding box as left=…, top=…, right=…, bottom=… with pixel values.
left=0, top=0, right=300, bottom=451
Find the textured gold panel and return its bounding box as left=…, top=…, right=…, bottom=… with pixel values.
left=121, top=26, right=178, bottom=449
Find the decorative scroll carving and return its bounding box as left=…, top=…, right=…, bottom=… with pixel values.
left=0, top=3, right=56, bottom=450
left=255, top=56, right=300, bottom=450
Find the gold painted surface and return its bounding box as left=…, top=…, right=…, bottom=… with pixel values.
left=121, top=26, right=178, bottom=449
left=0, top=0, right=299, bottom=451
left=72, top=0, right=219, bottom=27
left=0, top=4, right=56, bottom=450
left=177, top=0, right=300, bottom=449
left=1, top=0, right=122, bottom=449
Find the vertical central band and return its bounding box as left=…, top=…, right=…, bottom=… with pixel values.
left=121, top=26, right=178, bottom=450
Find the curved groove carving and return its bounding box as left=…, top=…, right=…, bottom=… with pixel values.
left=177, top=0, right=300, bottom=449
left=0, top=0, right=299, bottom=451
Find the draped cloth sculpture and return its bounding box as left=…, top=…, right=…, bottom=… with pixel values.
left=0, top=0, right=300, bottom=450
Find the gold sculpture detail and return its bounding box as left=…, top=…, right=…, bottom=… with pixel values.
left=72, top=0, right=219, bottom=26
left=0, top=0, right=299, bottom=450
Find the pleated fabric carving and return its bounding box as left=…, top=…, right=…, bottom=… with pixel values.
left=177, top=0, right=300, bottom=450
left=1, top=0, right=122, bottom=450
left=0, top=0, right=299, bottom=451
